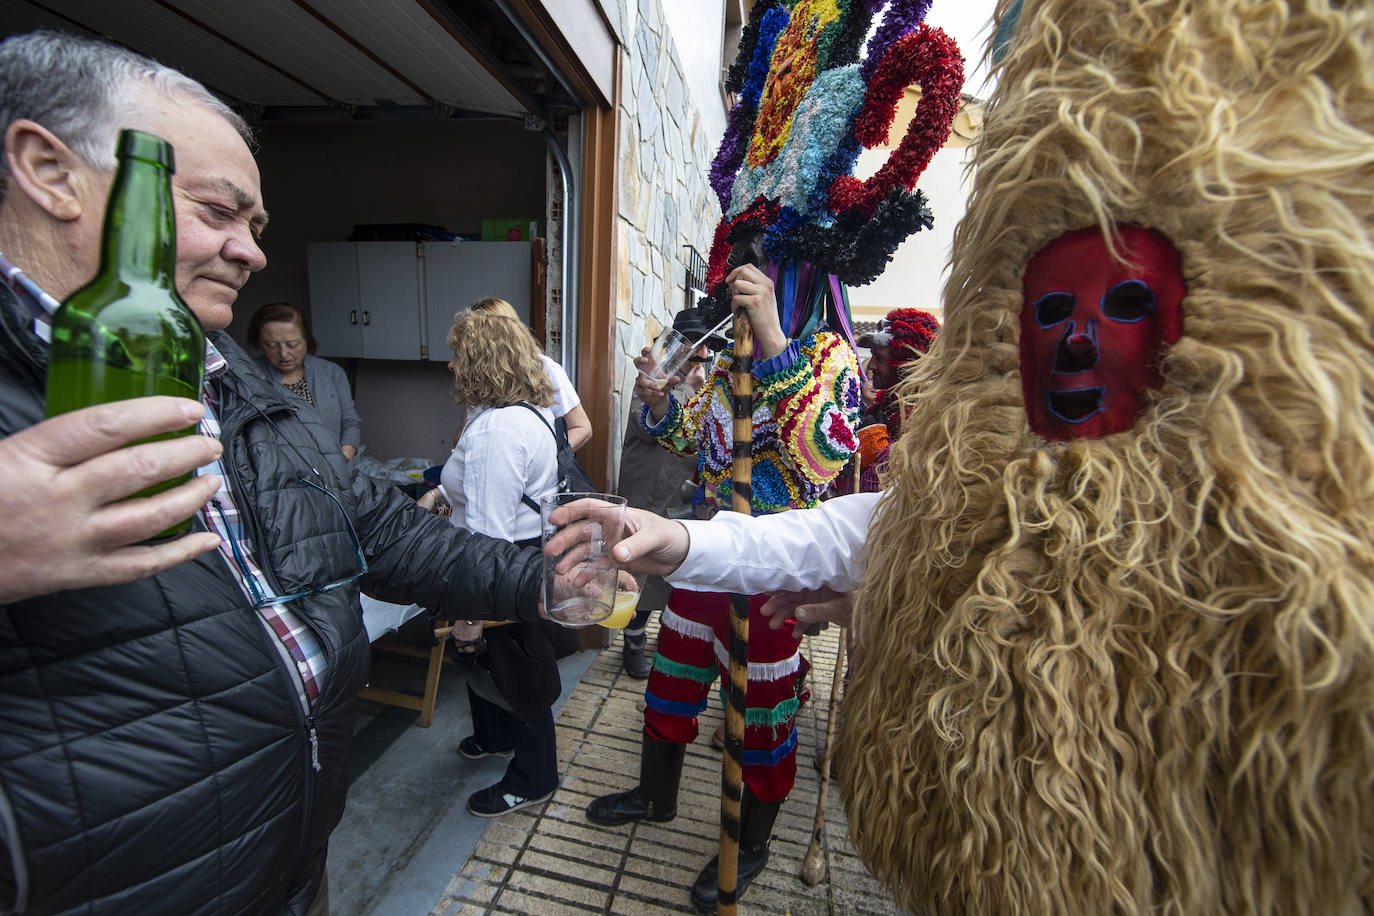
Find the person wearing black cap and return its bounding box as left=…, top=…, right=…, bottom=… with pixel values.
left=614, top=306, right=716, bottom=677
left=857, top=307, right=941, bottom=435
left=840, top=308, right=941, bottom=497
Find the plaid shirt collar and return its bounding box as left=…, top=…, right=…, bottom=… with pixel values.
left=5, top=257, right=327, bottom=710
left=0, top=251, right=59, bottom=343
left=205, top=336, right=228, bottom=380
left=3, top=249, right=224, bottom=368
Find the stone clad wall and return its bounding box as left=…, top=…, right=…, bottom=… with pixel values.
left=604, top=0, right=724, bottom=488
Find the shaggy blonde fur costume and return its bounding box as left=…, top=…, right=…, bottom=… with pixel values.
left=837, top=1, right=1374, bottom=913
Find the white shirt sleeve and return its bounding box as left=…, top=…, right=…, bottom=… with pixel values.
left=666, top=492, right=880, bottom=594
left=540, top=354, right=580, bottom=418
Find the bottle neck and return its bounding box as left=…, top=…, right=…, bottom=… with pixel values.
left=99, top=154, right=177, bottom=285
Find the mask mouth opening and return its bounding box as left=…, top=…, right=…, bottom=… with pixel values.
left=1048, top=387, right=1104, bottom=423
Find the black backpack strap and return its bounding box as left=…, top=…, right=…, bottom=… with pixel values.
left=516, top=402, right=559, bottom=513
left=516, top=401, right=559, bottom=438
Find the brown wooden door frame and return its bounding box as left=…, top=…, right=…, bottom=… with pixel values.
left=572, top=85, right=620, bottom=492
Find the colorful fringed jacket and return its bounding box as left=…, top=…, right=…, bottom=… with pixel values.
left=641, top=329, right=860, bottom=515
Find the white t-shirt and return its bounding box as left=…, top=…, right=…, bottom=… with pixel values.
left=540, top=354, right=580, bottom=419
left=668, top=492, right=880, bottom=594
left=439, top=403, right=559, bottom=543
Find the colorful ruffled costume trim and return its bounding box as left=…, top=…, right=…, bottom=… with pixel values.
left=641, top=328, right=860, bottom=514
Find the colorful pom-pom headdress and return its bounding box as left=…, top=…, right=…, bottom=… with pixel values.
left=700, top=0, right=964, bottom=348
left=857, top=306, right=940, bottom=369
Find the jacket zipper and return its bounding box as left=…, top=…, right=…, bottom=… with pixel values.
left=216, top=396, right=324, bottom=873
left=247, top=605, right=321, bottom=773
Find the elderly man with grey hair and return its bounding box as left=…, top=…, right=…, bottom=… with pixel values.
left=0, top=31, right=543, bottom=915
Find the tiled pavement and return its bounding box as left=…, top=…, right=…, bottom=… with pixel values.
left=426, top=623, right=896, bottom=915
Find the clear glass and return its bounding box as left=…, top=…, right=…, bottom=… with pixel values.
left=540, top=492, right=626, bottom=627
left=639, top=326, right=694, bottom=387
left=45, top=129, right=204, bottom=539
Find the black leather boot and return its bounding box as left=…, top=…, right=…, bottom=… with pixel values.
left=586, top=733, right=685, bottom=826
left=622, top=631, right=650, bottom=679
left=689, top=785, right=783, bottom=913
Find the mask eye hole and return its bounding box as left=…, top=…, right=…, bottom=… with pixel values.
left=1102, top=280, right=1156, bottom=322
left=1032, top=292, right=1075, bottom=328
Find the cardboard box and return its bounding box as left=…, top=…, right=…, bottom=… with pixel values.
left=481, top=218, right=539, bottom=242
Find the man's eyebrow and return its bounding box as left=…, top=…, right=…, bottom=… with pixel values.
left=212, top=178, right=270, bottom=228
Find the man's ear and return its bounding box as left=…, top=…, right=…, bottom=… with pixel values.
left=4, top=119, right=92, bottom=222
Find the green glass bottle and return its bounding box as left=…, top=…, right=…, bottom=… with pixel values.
left=46, top=129, right=205, bottom=539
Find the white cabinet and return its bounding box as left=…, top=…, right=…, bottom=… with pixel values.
left=356, top=243, right=424, bottom=359
left=306, top=242, right=422, bottom=359
left=306, top=241, right=532, bottom=360
left=306, top=243, right=363, bottom=357
left=422, top=242, right=533, bottom=357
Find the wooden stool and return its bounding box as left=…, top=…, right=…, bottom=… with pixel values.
left=358, top=622, right=453, bottom=728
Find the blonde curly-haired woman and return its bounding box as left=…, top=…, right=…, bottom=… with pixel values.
left=424, top=309, right=566, bottom=817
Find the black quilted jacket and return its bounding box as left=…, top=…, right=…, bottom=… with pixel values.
left=0, top=289, right=542, bottom=914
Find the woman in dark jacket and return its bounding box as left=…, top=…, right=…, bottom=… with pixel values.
left=248, top=302, right=363, bottom=458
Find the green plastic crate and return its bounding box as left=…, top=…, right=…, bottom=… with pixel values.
left=480, top=218, right=539, bottom=242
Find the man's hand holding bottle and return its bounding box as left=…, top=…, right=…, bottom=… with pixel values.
left=0, top=396, right=222, bottom=604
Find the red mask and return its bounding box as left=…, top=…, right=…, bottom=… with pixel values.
left=1020, top=225, right=1185, bottom=440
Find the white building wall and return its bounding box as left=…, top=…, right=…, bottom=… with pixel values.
left=659, top=0, right=728, bottom=146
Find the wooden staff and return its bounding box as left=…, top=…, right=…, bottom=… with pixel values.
left=801, top=626, right=847, bottom=886
left=718, top=307, right=754, bottom=916
left=800, top=455, right=858, bottom=885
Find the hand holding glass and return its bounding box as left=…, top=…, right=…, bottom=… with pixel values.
left=639, top=326, right=693, bottom=387
left=541, top=492, right=626, bottom=626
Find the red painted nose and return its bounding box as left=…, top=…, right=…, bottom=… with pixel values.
left=1055, top=333, right=1098, bottom=373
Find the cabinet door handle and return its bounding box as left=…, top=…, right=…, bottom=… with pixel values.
left=362, top=310, right=371, bottom=326
left=350, top=310, right=358, bottom=325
